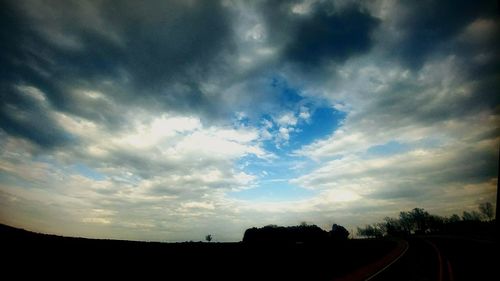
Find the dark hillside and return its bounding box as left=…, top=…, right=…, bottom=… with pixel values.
left=1, top=223, right=396, bottom=280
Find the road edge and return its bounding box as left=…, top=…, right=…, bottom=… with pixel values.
left=333, top=239, right=409, bottom=281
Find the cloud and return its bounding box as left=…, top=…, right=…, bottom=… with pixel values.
left=368, top=0, right=498, bottom=69
left=257, top=0, right=380, bottom=69
left=294, top=141, right=497, bottom=192
left=0, top=0, right=237, bottom=129
left=288, top=0, right=499, bottom=226
left=283, top=3, right=379, bottom=67
left=0, top=113, right=265, bottom=240
left=296, top=50, right=499, bottom=159
left=276, top=112, right=298, bottom=127
left=0, top=84, right=72, bottom=148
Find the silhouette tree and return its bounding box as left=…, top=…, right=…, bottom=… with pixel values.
left=330, top=224, right=349, bottom=240
left=399, top=211, right=413, bottom=234
left=479, top=202, right=494, bottom=221
left=357, top=206, right=495, bottom=238
left=448, top=214, right=461, bottom=222
left=382, top=217, right=405, bottom=236
left=205, top=234, right=212, bottom=242
left=357, top=225, right=383, bottom=238
left=409, top=208, right=431, bottom=234
left=462, top=211, right=482, bottom=221
left=397, top=208, right=432, bottom=234
left=427, top=215, right=445, bottom=233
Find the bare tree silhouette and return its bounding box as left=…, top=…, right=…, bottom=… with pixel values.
left=479, top=202, right=494, bottom=221
left=205, top=234, right=212, bottom=242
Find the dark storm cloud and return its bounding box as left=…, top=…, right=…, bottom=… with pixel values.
left=259, top=1, right=379, bottom=68
left=0, top=0, right=234, bottom=146
left=107, top=1, right=232, bottom=89
left=0, top=85, right=70, bottom=148
left=389, top=0, right=497, bottom=69
left=284, top=5, right=379, bottom=67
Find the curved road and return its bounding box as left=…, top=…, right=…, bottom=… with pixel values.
left=368, top=236, right=497, bottom=281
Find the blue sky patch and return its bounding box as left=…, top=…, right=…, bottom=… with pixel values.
left=232, top=101, right=343, bottom=202
left=270, top=75, right=303, bottom=109
left=289, top=107, right=345, bottom=149
left=367, top=141, right=409, bottom=156
left=72, top=163, right=106, bottom=181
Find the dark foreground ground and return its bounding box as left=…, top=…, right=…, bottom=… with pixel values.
left=370, top=235, right=499, bottom=281
left=1, top=224, right=395, bottom=280
left=2, top=224, right=498, bottom=280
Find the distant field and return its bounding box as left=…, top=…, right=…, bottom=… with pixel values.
left=1, top=224, right=396, bottom=280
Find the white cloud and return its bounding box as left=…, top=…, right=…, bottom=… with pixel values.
left=16, top=85, right=47, bottom=103
left=117, top=115, right=201, bottom=149
left=278, top=127, right=291, bottom=141
left=181, top=201, right=216, bottom=210
left=0, top=97, right=274, bottom=240
left=175, top=130, right=265, bottom=159
left=276, top=112, right=298, bottom=127
left=299, top=106, right=310, bottom=121
left=245, top=23, right=265, bottom=41
left=268, top=108, right=312, bottom=146
left=291, top=0, right=317, bottom=15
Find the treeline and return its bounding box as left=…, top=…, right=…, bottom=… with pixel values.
left=357, top=202, right=495, bottom=238
left=243, top=223, right=349, bottom=244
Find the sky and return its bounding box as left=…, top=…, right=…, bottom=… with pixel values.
left=0, top=0, right=498, bottom=242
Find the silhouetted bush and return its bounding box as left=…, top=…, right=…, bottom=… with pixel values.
left=243, top=224, right=330, bottom=244
left=330, top=224, right=349, bottom=240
